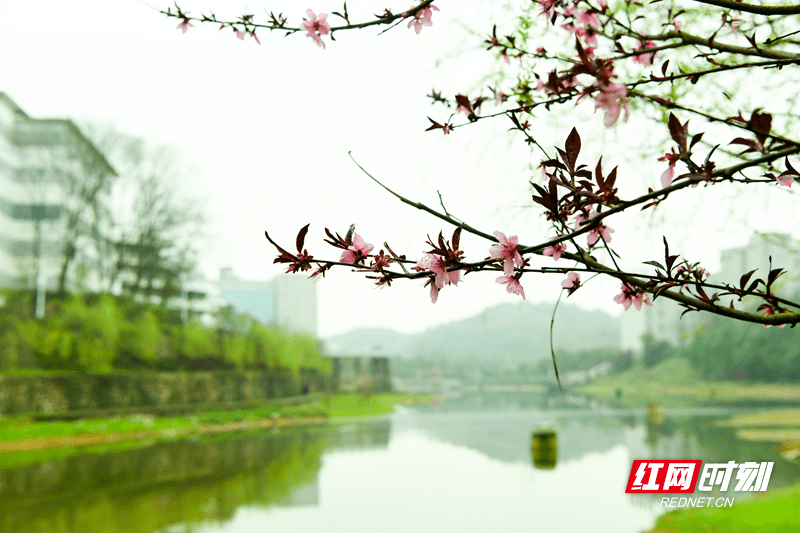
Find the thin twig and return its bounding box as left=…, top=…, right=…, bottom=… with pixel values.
left=549, top=289, right=564, bottom=394
left=348, top=152, right=497, bottom=242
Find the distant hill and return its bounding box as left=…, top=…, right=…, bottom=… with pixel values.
left=323, top=328, right=413, bottom=357
left=324, top=302, right=619, bottom=362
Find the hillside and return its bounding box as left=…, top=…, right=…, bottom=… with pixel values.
left=325, top=302, right=619, bottom=361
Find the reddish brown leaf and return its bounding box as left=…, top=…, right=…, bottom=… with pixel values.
left=295, top=224, right=310, bottom=253
left=668, top=113, right=688, bottom=153
left=564, top=127, right=581, bottom=174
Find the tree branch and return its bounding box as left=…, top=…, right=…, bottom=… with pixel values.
left=646, top=30, right=800, bottom=60
left=690, top=0, right=800, bottom=16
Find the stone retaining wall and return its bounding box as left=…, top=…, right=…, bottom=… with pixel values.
left=0, top=371, right=330, bottom=417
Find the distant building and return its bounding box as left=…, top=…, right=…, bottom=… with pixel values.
left=619, top=298, right=696, bottom=357
left=719, top=233, right=800, bottom=301
left=178, top=268, right=318, bottom=335
left=269, top=274, right=317, bottom=336
left=175, top=275, right=227, bottom=327
left=620, top=232, right=800, bottom=356
left=0, top=93, right=115, bottom=291
left=217, top=267, right=275, bottom=325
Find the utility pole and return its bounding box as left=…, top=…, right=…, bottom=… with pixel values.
left=33, top=205, right=46, bottom=319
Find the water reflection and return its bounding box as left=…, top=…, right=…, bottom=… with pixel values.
left=0, top=429, right=332, bottom=533
left=2, top=395, right=800, bottom=533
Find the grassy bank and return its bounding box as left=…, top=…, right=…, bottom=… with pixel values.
left=0, top=393, right=430, bottom=457
left=578, top=358, right=800, bottom=407
left=648, top=483, right=800, bottom=533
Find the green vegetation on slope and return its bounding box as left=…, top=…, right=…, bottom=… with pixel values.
left=0, top=291, right=329, bottom=374
left=649, top=484, right=800, bottom=533
left=676, top=316, right=800, bottom=382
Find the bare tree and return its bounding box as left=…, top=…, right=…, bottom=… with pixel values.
left=84, top=128, right=206, bottom=306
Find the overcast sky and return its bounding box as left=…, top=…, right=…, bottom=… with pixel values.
left=2, top=1, right=796, bottom=337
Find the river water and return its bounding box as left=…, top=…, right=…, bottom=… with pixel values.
left=2, top=393, right=799, bottom=533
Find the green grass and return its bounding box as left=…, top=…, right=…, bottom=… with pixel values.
left=0, top=393, right=428, bottom=443
left=650, top=484, right=800, bottom=532
left=578, top=357, right=800, bottom=407
left=0, top=393, right=429, bottom=470
left=326, top=393, right=430, bottom=419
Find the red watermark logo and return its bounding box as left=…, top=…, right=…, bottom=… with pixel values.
left=626, top=460, right=702, bottom=493
left=625, top=460, right=773, bottom=494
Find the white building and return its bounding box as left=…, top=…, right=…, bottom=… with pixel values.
left=719, top=233, right=800, bottom=302
left=620, top=297, right=698, bottom=357
left=0, top=93, right=115, bottom=292
left=176, top=274, right=228, bottom=327
left=620, top=232, right=800, bottom=356
left=189, top=268, right=318, bottom=336
left=269, top=274, right=317, bottom=336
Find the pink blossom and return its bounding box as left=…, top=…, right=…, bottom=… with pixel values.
left=177, top=20, right=194, bottom=33
left=415, top=253, right=460, bottom=288
left=574, top=9, right=601, bottom=28
left=442, top=124, right=453, bottom=134
left=489, top=231, right=524, bottom=275
left=428, top=279, right=440, bottom=303
left=537, top=0, right=557, bottom=22
left=309, top=266, right=326, bottom=279
left=412, top=256, right=431, bottom=271
left=725, top=14, right=742, bottom=36
left=587, top=224, right=614, bottom=246
left=658, top=152, right=680, bottom=188
left=594, top=83, right=630, bottom=128
left=694, top=267, right=710, bottom=279
left=370, top=251, right=392, bottom=271
left=660, top=165, right=675, bottom=188
left=613, top=283, right=652, bottom=310
left=497, top=275, right=526, bottom=299
left=300, top=9, right=331, bottom=49
left=562, top=22, right=599, bottom=47
left=339, top=233, right=374, bottom=264
left=561, top=272, right=581, bottom=294
left=455, top=103, right=471, bottom=115
left=573, top=211, right=589, bottom=230
left=561, top=8, right=600, bottom=43
left=632, top=39, right=657, bottom=66
left=407, top=5, right=440, bottom=34
left=777, top=174, right=795, bottom=187
left=574, top=210, right=614, bottom=247
left=673, top=20, right=682, bottom=31
left=543, top=241, right=566, bottom=261
left=501, top=51, right=511, bottom=65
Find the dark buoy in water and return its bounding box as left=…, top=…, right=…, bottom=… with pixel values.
left=531, top=428, right=558, bottom=470
left=647, top=403, right=664, bottom=426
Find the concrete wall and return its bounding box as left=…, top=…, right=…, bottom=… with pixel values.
left=330, top=356, right=392, bottom=393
